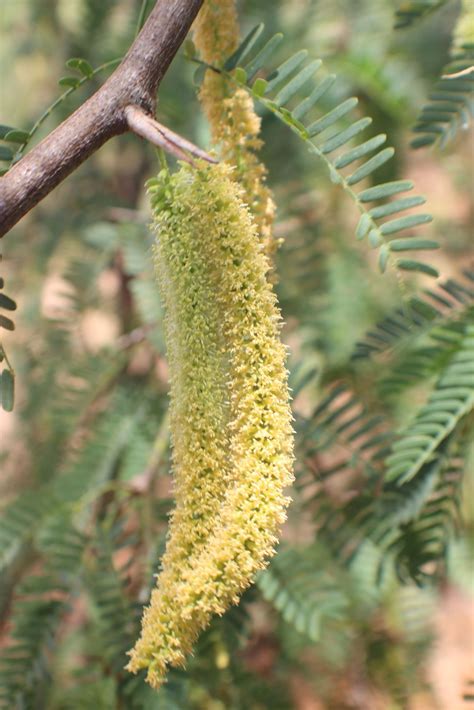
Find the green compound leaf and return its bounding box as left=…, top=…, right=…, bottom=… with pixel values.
left=196, top=25, right=440, bottom=279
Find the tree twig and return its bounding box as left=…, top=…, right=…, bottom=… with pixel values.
left=0, top=0, right=203, bottom=238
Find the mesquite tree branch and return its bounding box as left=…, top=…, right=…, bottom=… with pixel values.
left=0, top=0, right=203, bottom=238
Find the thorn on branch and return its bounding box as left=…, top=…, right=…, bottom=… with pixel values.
left=124, top=105, right=217, bottom=165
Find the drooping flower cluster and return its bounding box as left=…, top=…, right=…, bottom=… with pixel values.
left=193, top=0, right=277, bottom=257
left=126, top=163, right=294, bottom=689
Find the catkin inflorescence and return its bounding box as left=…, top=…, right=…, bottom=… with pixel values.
left=126, top=163, right=294, bottom=688
left=193, top=0, right=276, bottom=256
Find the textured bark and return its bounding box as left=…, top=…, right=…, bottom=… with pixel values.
left=0, top=0, right=203, bottom=237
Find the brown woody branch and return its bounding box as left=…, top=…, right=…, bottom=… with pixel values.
left=0, top=0, right=203, bottom=238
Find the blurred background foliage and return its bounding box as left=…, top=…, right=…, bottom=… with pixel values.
left=0, top=0, right=473, bottom=708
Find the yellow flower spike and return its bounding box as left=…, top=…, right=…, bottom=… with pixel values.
left=126, top=167, right=233, bottom=683
left=193, top=2, right=277, bottom=259
left=127, top=163, right=294, bottom=689
left=150, top=170, right=232, bottom=556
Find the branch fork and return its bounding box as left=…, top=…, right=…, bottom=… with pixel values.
left=0, top=0, right=205, bottom=238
